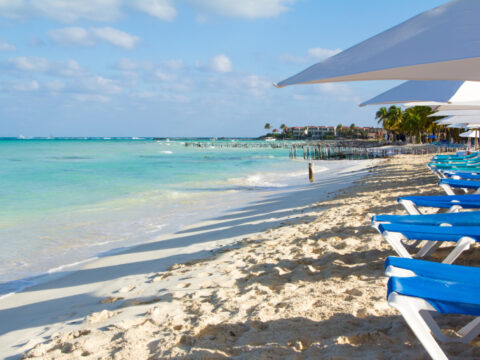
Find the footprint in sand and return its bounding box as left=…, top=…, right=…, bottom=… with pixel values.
left=118, top=285, right=136, bottom=293
left=85, top=309, right=117, bottom=324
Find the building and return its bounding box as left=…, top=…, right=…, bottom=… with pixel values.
left=291, top=127, right=307, bottom=137
left=307, top=126, right=335, bottom=139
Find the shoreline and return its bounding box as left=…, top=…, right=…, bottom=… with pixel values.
left=0, top=159, right=367, bottom=298
left=0, top=159, right=377, bottom=359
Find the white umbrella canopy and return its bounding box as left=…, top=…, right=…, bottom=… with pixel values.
left=276, top=0, right=480, bottom=87
left=433, top=104, right=480, bottom=111
left=359, top=80, right=480, bottom=107
left=435, top=116, right=480, bottom=125
left=430, top=109, right=480, bottom=117
left=460, top=130, right=476, bottom=137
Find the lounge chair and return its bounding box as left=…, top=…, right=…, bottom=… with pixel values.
left=439, top=178, right=480, bottom=195
left=443, top=171, right=480, bottom=180
left=387, top=273, right=480, bottom=360
left=433, top=151, right=478, bottom=161
left=372, top=211, right=480, bottom=229
left=384, top=256, right=480, bottom=280
left=377, top=223, right=478, bottom=263
left=398, top=194, right=480, bottom=215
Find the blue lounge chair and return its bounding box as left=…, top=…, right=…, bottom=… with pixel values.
left=439, top=178, right=480, bottom=195
left=433, top=151, right=478, bottom=161
left=372, top=211, right=480, bottom=229
left=387, top=274, right=480, bottom=360
left=443, top=171, right=480, bottom=180
left=377, top=223, right=478, bottom=263
left=398, top=194, right=480, bottom=215
left=384, top=256, right=480, bottom=281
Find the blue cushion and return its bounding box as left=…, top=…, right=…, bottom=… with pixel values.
left=399, top=194, right=480, bottom=209
left=378, top=223, right=480, bottom=242
left=385, top=257, right=480, bottom=283
left=373, top=211, right=480, bottom=226
left=440, top=178, right=480, bottom=189
left=388, top=276, right=480, bottom=315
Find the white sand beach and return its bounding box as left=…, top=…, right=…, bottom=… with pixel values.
left=2, top=155, right=480, bottom=359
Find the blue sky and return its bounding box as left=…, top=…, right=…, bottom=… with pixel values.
left=0, top=0, right=447, bottom=137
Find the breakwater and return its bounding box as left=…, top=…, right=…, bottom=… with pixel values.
left=290, top=144, right=464, bottom=160
left=182, top=140, right=465, bottom=160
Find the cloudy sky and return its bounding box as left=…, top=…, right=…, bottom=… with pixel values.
left=0, top=0, right=446, bottom=137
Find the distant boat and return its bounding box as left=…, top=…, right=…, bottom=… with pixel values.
left=264, top=137, right=276, bottom=142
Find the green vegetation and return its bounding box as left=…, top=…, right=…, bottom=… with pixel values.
left=375, top=105, right=460, bottom=143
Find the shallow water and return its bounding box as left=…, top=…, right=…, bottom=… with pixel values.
left=0, top=138, right=361, bottom=295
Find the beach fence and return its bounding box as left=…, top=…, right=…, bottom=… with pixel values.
left=181, top=140, right=466, bottom=160
left=291, top=144, right=466, bottom=160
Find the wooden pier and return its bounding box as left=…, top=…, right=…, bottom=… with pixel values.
left=181, top=140, right=465, bottom=160
left=290, top=144, right=465, bottom=160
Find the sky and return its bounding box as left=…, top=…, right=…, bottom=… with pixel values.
left=0, top=0, right=448, bottom=137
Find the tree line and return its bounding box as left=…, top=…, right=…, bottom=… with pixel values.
left=375, top=105, right=460, bottom=143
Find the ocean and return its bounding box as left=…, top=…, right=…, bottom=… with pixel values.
left=0, top=138, right=365, bottom=296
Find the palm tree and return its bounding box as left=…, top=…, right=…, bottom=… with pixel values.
left=402, top=106, right=437, bottom=143
left=264, top=123, right=271, bottom=130
left=376, top=106, right=402, bottom=141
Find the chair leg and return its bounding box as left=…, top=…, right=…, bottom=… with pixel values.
left=383, top=231, right=413, bottom=258
left=447, top=205, right=462, bottom=213
left=458, top=317, right=480, bottom=343
left=442, top=237, right=476, bottom=264
left=416, top=241, right=442, bottom=258
left=440, top=183, right=456, bottom=195
left=388, top=293, right=449, bottom=360
left=399, top=199, right=422, bottom=215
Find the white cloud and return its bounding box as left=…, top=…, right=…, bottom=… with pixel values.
left=12, top=80, right=39, bottom=91
left=12, top=56, right=49, bottom=72
left=133, top=0, right=176, bottom=21
left=117, top=58, right=138, bottom=70
left=210, top=54, right=232, bottom=73
left=0, top=0, right=297, bottom=23
left=242, top=74, right=270, bottom=96
left=154, top=69, right=177, bottom=82
left=57, top=59, right=85, bottom=77
left=186, top=0, right=296, bottom=19
left=91, top=26, right=140, bottom=49
left=9, top=56, right=87, bottom=78
left=115, top=58, right=154, bottom=71
left=280, top=47, right=341, bottom=64
left=48, top=27, right=93, bottom=46
left=0, top=40, right=15, bottom=51
left=81, top=76, right=123, bottom=94
left=74, top=94, right=110, bottom=102
left=307, top=47, right=341, bottom=60
left=45, top=80, right=65, bottom=91
left=163, top=59, right=183, bottom=70
left=49, top=26, right=140, bottom=49
left=0, top=0, right=123, bottom=22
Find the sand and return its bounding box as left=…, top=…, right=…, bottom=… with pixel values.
left=3, top=155, right=480, bottom=359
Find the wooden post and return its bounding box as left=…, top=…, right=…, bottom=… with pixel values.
left=309, top=162, right=314, bottom=183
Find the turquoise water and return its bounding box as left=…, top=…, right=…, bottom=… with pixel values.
left=1, top=138, right=328, bottom=293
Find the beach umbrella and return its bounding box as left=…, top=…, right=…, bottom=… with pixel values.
left=275, top=0, right=480, bottom=87
left=429, top=109, right=480, bottom=117
left=435, top=116, right=480, bottom=125
left=460, top=130, right=477, bottom=138
left=359, top=80, right=480, bottom=107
